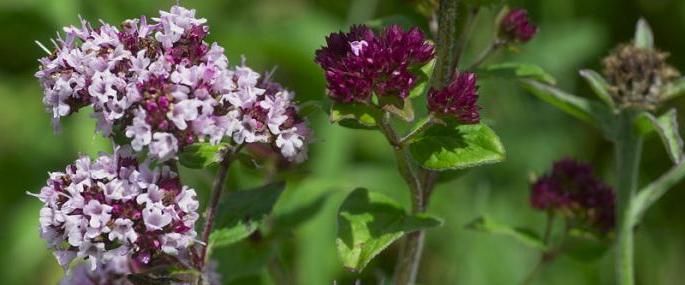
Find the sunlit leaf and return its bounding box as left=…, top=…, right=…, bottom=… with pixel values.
left=178, top=142, right=227, bottom=169
left=409, top=122, right=505, bottom=170
left=477, top=62, right=557, bottom=85
left=579, top=69, right=616, bottom=110
left=465, top=216, right=547, bottom=251
left=336, top=188, right=443, bottom=272
left=329, top=103, right=381, bottom=130
left=634, top=18, right=654, bottom=49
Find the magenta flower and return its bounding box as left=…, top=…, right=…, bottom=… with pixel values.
left=314, top=25, right=434, bottom=103
left=427, top=72, right=480, bottom=124
left=531, top=158, right=615, bottom=233
left=500, top=8, right=538, bottom=43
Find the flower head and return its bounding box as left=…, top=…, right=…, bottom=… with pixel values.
left=427, top=72, right=480, bottom=124
left=531, top=158, right=615, bottom=233
left=602, top=44, right=680, bottom=110
left=499, top=8, right=537, bottom=43
left=314, top=25, right=434, bottom=103
left=29, top=146, right=199, bottom=271
left=35, top=5, right=311, bottom=162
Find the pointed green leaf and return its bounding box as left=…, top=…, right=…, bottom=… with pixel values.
left=409, top=122, right=505, bottom=171
left=661, top=77, right=685, bottom=101
left=330, top=103, right=381, bottom=130
left=579, top=69, right=616, bottom=110
left=520, top=79, right=616, bottom=138
left=336, top=188, right=443, bottom=272
left=209, top=221, right=259, bottom=251
left=636, top=109, right=684, bottom=164
left=178, top=142, right=227, bottom=169
left=210, top=183, right=285, bottom=253
left=634, top=18, right=654, bottom=49
left=465, top=216, right=547, bottom=251
left=477, top=63, right=557, bottom=85
left=298, top=100, right=324, bottom=118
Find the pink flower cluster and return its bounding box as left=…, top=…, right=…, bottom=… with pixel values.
left=35, top=5, right=310, bottom=162
left=29, top=146, right=199, bottom=271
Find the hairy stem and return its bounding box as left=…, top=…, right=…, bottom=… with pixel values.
left=615, top=110, right=643, bottom=285
left=377, top=112, right=425, bottom=285
left=198, top=146, right=241, bottom=270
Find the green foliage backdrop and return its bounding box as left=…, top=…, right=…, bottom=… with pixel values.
left=1, top=0, right=685, bottom=284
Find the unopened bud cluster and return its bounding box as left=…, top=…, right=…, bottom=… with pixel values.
left=531, top=158, right=615, bottom=233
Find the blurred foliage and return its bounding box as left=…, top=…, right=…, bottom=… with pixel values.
left=2, top=0, right=685, bottom=284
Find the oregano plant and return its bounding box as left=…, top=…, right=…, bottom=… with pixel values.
left=29, top=5, right=320, bottom=284
left=313, top=1, right=543, bottom=284
left=502, top=19, right=685, bottom=285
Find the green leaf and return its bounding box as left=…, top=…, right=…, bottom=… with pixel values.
left=336, top=188, right=443, bottom=272
left=579, top=69, right=616, bottom=110
left=561, top=229, right=610, bottom=262
left=380, top=96, right=415, bottom=122
left=661, top=77, right=685, bottom=102
left=520, top=79, right=616, bottom=138
left=210, top=183, right=285, bottom=253
left=477, top=63, right=557, bottom=85
left=178, top=142, right=227, bottom=169
left=209, top=222, right=259, bottom=250
left=329, top=103, right=381, bottom=130
left=409, top=59, right=435, bottom=99
left=465, top=216, right=548, bottom=251
left=409, top=122, right=505, bottom=171
left=634, top=18, right=654, bottom=49
left=636, top=109, right=684, bottom=164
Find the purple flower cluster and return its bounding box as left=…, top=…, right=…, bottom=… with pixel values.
left=531, top=158, right=615, bottom=233
left=499, top=8, right=537, bottom=43
left=427, top=72, right=480, bottom=124
left=29, top=146, right=200, bottom=271
left=314, top=25, right=434, bottom=103
left=36, top=5, right=310, bottom=162
left=58, top=255, right=222, bottom=285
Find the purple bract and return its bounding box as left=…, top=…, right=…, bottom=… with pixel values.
left=427, top=72, right=480, bottom=124
left=500, top=8, right=537, bottom=43
left=530, top=158, right=615, bottom=233
left=314, top=25, right=434, bottom=103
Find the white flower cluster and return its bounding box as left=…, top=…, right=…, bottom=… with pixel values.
left=30, top=146, right=199, bottom=271
left=35, top=5, right=310, bottom=162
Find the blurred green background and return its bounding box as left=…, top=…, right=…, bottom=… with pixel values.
left=1, top=0, right=685, bottom=284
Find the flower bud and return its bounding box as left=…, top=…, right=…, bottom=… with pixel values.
left=499, top=8, right=537, bottom=43
left=427, top=72, right=480, bottom=124
left=314, top=25, right=434, bottom=103
left=602, top=44, right=680, bottom=110
left=530, top=158, right=615, bottom=233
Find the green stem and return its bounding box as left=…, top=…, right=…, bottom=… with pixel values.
left=377, top=112, right=425, bottom=285
left=615, top=110, right=643, bottom=285
left=399, top=114, right=434, bottom=146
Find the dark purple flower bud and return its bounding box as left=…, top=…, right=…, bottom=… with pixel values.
left=500, top=8, right=537, bottom=43
left=314, top=24, right=434, bottom=103
left=530, top=158, right=615, bottom=233
left=427, top=72, right=480, bottom=124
